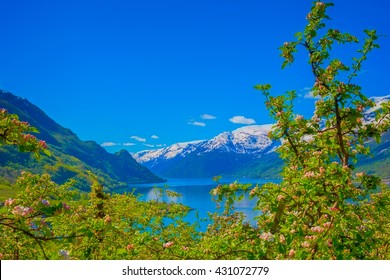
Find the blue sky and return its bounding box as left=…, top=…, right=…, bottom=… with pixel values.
left=0, top=0, right=389, bottom=153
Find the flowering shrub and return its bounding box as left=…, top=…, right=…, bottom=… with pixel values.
left=0, top=108, right=50, bottom=158
left=210, top=1, right=390, bottom=260
left=1, top=1, right=389, bottom=260
left=250, top=1, right=390, bottom=259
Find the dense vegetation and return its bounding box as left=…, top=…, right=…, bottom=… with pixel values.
left=0, top=90, right=164, bottom=193
left=0, top=1, right=389, bottom=260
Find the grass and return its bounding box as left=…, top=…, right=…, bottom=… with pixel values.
left=0, top=182, right=21, bottom=202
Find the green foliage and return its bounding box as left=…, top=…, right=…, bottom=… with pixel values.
left=0, top=108, right=50, bottom=159
left=1, top=1, right=389, bottom=260
left=0, top=90, right=164, bottom=190
left=250, top=1, right=390, bottom=259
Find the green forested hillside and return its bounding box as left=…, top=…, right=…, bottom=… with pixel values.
left=0, top=90, right=164, bottom=191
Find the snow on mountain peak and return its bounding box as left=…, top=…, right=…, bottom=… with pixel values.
left=202, top=124, right=274, bottom=153
left=366, top=94, right=390, bottom=114
left=364, top=94, right=390, bottom=123
left=233, top=124, right=274, bottom=135
left=133, top=124, right=275, bottom=164
left=133, top=140, right=204, bottom=163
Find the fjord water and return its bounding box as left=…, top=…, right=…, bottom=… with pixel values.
left=124, top=178, right=274, bottom=230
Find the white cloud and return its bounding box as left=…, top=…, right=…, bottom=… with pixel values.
left=101, top=142, right=136, bottom=147
left=101, top=142, right=118, bottom=147
left=188, top=121, right=206, bottom=127
left=201, top=114, right=216, bottom=120
left=151, top=135, right=159, bottom=139
left=301, top=87, right=320, bottom=99
left=123, top=142, right=136, bottom=146
left=131, top=136, right=146, bottom=142
left=304, top=91, right=320, bottom=99
left=143, top=144, right=155, bottom=148
left=229, top=116, right=256, bottom=125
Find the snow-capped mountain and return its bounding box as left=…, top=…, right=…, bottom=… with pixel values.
left=134, top=140, right=203, bottom=163
left=134, top=124, right=275, bottom=163
left=198, top=124, right=275, bottom=154
left=133, top=95, right=390, bottom=179
left=364, top=94, right=390, bottom=123
left=133, top=124, right=280, bottom=178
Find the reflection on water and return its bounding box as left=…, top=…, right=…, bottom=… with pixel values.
left=120, top=178, right=275, bottom=230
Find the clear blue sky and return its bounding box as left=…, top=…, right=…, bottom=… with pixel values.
left=0, top=0, right=389, bottom=153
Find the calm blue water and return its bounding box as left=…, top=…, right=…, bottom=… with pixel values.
left=120, top=178, right=275, bottom=230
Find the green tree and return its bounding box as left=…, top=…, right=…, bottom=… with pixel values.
left=0, top=107, right=201, bottom=260
left=251, top=1, right=390, bottom=259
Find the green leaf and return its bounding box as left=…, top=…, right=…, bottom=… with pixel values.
left=253, top=84, right=272, bottom=91
left=295, top=32, right=303, bottom=41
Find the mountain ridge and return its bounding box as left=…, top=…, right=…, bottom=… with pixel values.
left=133, top=98, right=390, bottom=180
left=0, top=89, right=164, bottom=190
left=133, top=124, right=281, bottom=178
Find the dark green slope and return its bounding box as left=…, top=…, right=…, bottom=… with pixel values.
left=355, top=130, right=390, bottom=181
left=0, top=90, right=164, bottom=190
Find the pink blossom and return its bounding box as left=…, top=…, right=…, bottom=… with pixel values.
left=259, top=232, right=274, bottom=242
left=229, top=183, right=238, bottom=191
left=276, top=111, right=283, bottom=117
left=38, top=140, right=47, bottom=149
left=305, top=235, right=316, bottom=240
left=4, top=198, right=14, bottom=207
left=277, top=194, right=284, bottom=201
left=127, top=244, right=134, bottom=250
left=279, top=235, right=286, bottom=244
left=288, top=249, right=295, bottom=257
left=62, top=203, right=70, bottom=210
left=301, top=241, right=311, bottom=248
left=104, top=215, right=112, bottom=224
left=311, top=226, right=324, bottom=233
left=330, top=206, right=339, bottom=212
left=12, top=206, right=33, bottom=216
left=304, top=171, right=315, bottom=178
left=211, top=187, right=220, bottom=196
left=163, top=241, right=174, bottom=248
left=22, top=134, right=36, bottom=141
left=356, top=172, right=364, bottom=178
left=323, top=222, right=332, bottom=228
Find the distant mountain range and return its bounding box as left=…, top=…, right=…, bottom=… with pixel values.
left=1, top=89, right=388, bottom=189
left=134, top=96, right=390, bottom=181
left=0, top=90, right=164, bottom=190
left=133, top=125, right=282, bottom=179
